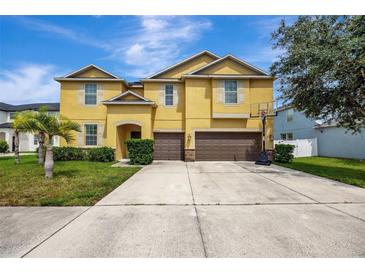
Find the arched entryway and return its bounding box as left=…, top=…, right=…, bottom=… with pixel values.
left=116, top=122, right=142, bottom=160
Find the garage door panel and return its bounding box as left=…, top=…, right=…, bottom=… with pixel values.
left=154, top=133, right=185, bottom=160
left=195, top=132, right=261, bottom=161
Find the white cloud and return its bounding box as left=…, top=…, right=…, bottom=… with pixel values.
left=14, top=16, right=213, bottom=79
left=0, top=64, right=60, bottom=104
left=107, top=16, right=213, bottom=77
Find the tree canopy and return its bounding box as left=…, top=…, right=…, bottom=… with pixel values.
left=271, top=16, right=365, bottom=133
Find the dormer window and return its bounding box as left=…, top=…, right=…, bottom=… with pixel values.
left=224, top=80, right=237, bottom=104
left=165, top=84, right=174, bottom=106
left=85, top=83, right=97, bottom=105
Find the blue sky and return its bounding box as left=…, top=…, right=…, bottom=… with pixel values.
left=0, top=16, right=294, bottom=104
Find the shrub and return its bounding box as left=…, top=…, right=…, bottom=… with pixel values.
left=126, top=139, right=154, bottom=165
left=274, top=144, right=295, bottom=163
left=88, top=147, right=115, bottom=162
left=0, top=140, right=9, bottom=153
left=53, top=146, right=86, bottom=161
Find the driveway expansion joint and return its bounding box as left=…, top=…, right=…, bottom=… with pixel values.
left=20, top=206, right=92, bottom=258
left=186, top=163, right=208, bottom=258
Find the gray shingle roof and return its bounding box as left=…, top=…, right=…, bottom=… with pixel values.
left=0, top=122, right=12, bottom=128
left=0, top=102, right=59, bottom=112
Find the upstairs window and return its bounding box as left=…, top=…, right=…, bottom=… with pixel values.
left=286, top=108, right=294, bottom=122
left=224, top=80, right=237, bottom=104
left=85, top=83, right=97, bottom=105
left=85, top=124, right=97, bottom=146
left=165, top=84, right=174, bottom=106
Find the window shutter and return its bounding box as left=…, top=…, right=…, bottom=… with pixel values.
left=97, top=123, right=104, bottom=146
left=173, top=84, right=179, bottom=106
left=78, top=84, right=85, bottom=105
left=216, top=80, right=224, bottom=103
left=97, top=84, right=103, bottom=104
left=158, top=84, right=165, bottom=105
left=237, top=80, right=244, bottom=104
left=76, top=124, right=84, bottom=146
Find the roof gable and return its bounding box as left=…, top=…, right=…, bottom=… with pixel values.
left=64, top=64, right=119, bottom=79
left=147, top=50, right=219, bottom=79
left=102, top=90, right=155, bottom=105
left=189, top=55, right=269, bottom=76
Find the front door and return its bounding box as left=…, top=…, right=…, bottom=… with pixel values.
left=12, top=136, right=15, bottom=152
left=130, top=131, right=141, bottom=139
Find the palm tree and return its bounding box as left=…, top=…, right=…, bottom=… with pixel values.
left=26, top=106, right=51, bottom=165
left=28, top=114, right=81, bottom=178
left=12, top=111, right=34, bottom=164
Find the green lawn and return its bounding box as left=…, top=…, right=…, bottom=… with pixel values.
left=0, top=155, right=141, bottom=206
left=274, top=156, right=365, bottom=188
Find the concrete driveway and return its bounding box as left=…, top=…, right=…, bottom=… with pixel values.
left=1, top=161, right=365, bottom=257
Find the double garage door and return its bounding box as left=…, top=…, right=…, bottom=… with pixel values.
left=195, top=132, right=262, bottom=161
left=153, top=132, right=261, bottom=161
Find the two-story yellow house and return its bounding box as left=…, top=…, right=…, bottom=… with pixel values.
left=56, top=50, right=274, bottom=161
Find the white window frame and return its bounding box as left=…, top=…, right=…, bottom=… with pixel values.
left=85, top=124, right=98, bottom=146
left=165, top=84, right=174, bottom=106
left=85, top=83, right=97, bottom=105
left=224, top=80, right=238, bottom=104
left=280, top=133, right=293, bottom=140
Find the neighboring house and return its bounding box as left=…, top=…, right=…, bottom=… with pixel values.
left=56, top=50, right=275, bottom=161
left=0, top=102, right=60, bottom=152
left=274, top=105, right=365, bottom=160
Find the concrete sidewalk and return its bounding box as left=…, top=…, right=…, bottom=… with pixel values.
left=1, top=161, right=365, bottom=257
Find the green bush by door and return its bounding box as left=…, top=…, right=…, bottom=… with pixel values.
left=126, top=139, right=154, bottom=165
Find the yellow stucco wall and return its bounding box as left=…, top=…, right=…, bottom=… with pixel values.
left=157, top=53, right=217, bottom=78
left=200, top=59, right=257, bottom=75
left=144, top=82, right=185, bottom=131
left=184, top=78, right=274, bottom=149
left=105, top=105, right=153, bottom=159
left=73, top=67, right=114, bottom=78
left=59, top=58, right=274, bottom=158
left=59, top=81, right=126, bottom=120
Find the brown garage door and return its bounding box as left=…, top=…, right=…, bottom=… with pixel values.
left=154, top=133, right=185, bottom=160
left=195, top=132, right=261, bottom=161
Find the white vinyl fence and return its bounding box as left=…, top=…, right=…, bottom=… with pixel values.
left=274, top=138, right=318, bottom=158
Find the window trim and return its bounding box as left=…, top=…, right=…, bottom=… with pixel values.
left=84, top=83, right=97, bottom=105
left=84, top=124, right=98, bottom=146
left=280, top=133, right=293, bottom=141
left=164, top=84, right=174, bottom=106
left=224, top=80, right=238, bottom=105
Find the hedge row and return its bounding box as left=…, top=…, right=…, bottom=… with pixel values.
left=126, top=139, right=154, bottom=165
left=53, top=146, right=115, bottom=162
